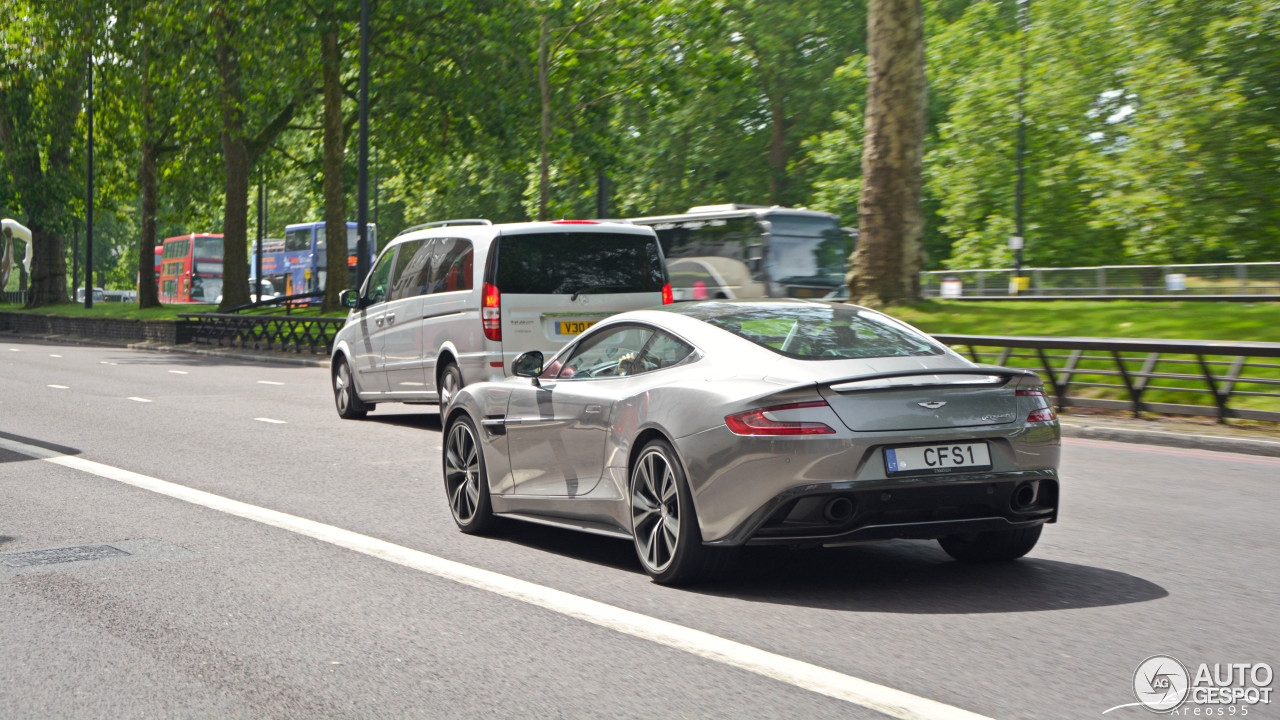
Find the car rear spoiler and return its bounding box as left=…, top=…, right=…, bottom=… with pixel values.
left=825, top=366, right=1040, bottom=393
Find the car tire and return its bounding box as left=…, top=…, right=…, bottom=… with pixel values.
left=438, top=362, right=463, bottom=411
left=443, top=415, right=498, bottom=535
left=938, top=524, right=1043, bottom=562
left=629, top=438, right=733, bottom=585
left=333, top=356, right=371, bottom=420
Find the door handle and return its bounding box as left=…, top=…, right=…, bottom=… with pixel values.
left=375, top=317, right=384, bottom=327
left=385, top=314, right=396, bottom=325
left=585, top=404, right=602, bottom=414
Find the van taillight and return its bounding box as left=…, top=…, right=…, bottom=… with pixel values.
left=482, top=282, right=501, bottom=341
left=661, top=283, right=674, bottom=305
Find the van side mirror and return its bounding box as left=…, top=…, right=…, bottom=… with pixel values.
left=512, top=351, right=544, bottom=382
left=340, top=289, right=362, bottom=309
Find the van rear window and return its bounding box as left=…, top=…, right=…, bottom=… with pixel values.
left=494, top=232, right=666, bottom=295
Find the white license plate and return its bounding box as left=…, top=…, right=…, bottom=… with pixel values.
left=884, top=442, right=992, bottom=476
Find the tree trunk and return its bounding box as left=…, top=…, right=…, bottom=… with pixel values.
left=217, top=9, right=251, bottom=310
left=24, top=218, right=70, bottom=308
left=321, top=22, right=350, bottom=313
left=138, top=135, right=160, bottom=308
left=537, top=15, right=552, bottom=221
left=138, top=39, right=161, bottom=309
left=847, top=0, right=927, bottom=307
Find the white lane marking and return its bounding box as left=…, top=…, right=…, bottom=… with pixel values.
left=100, top=361, right=117, bottom=366
left=8, top=348, right=18, bottom=351
left=49, top=354, right=62, bottom=358
left=47, top=385, right=69, bottom=390
left=254, top=418, right=287, bottom=424
left=128, top=397, right=152, bottom=403
left=0, top=437, right=992, bottom=720
left=169, top=370, right=188, bottom=375
left=257, top=380, right=284, bottom=386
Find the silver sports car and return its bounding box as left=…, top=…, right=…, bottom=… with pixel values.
left=441, top=300, right=1060, bottom=585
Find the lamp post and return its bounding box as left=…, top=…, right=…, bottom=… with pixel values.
left=255, top=178, right=264, bottom=303
left=85, top=54, right=94, bottom=308
left=355, top=0, right=370, bottom=289
left=1011, top=0, right=1029, bottom=295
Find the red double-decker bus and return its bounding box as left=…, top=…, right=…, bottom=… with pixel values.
left=159, top=233, right=223, bottom=303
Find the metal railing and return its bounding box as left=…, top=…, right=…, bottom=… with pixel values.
left=934, top=334, right=1280, bottom=423
left=921, top=262, right=1280, bottom=299
left=179, top=291, right=341, bottom=352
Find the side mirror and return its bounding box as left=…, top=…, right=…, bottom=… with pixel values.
left=340, top=289, right=362, bottom=309
left=512, top=351, right=545, bottom=383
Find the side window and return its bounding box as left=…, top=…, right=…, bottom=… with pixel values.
left=557, top=326, right=655, bottom=380
left=285, top=228, right=310, bottom=252
left=633, top=332, right=695, bottom=374
left=389, top=239, right=429, bottom=301
left=431, top=238, right=474, bottom=293
left=407, top=238, right=442, bottom=294
left=364, top=247, right=397, bottom=305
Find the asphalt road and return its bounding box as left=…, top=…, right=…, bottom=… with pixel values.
left=2, top=339, right=1276, bottom=719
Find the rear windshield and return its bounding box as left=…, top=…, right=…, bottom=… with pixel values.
left=692, top=304, right=945, bottom=360
left=494, top=231, right=666, bottom=295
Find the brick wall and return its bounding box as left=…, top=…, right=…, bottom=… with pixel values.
left=0, top=312, right=189, bottom=346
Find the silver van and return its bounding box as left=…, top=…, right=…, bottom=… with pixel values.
left=331, top=219, right=672, bottom=419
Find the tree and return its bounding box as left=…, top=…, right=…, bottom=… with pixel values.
left=847, top=0, right=927, bottom=306
left=0, top=0, right=94, bottom=307
left=212, top=0, right=312, bottom=310
left=314, top=1, right=354, bottom=312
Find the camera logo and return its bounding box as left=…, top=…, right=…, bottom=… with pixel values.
left=1133, top=655, right=1190, bottom=712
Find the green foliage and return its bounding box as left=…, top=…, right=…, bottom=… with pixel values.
left=4, top=0, right=1279, bottom=295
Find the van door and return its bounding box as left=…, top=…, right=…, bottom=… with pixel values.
left=382, top=239, right=432, bottom=398
left=493, top=228, right=667, bottom=358
left=419, top=237, right=476, bottom=397
left=350, top=246, right=397, bottom=396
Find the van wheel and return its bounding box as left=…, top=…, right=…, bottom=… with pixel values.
left=439, top=362, right=463, bottom=410
left=333, top=357, right=371, bottom=420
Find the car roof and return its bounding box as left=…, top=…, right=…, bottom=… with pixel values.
left=385, top=220, right=655, bottom=250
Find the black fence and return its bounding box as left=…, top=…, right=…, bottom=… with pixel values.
left=179, top=294, right=342, bottom=354
left=180, top=313, right=344, bottom=354
left=935, top=334, right=1280, bottom=423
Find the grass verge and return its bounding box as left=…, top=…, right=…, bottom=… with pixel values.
left=888, top=300, right=1280, bottom=343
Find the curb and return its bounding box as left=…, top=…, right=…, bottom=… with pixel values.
left=1060, top=421, right=1280, bottom=458
left=2, top=331, right=329, bottom=368
left=125, top=341, right=330, bottom=368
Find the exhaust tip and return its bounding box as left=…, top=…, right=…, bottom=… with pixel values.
left=823, top=496, right=856, bottom=523
left=1011, top=483, right=1038, bottom=511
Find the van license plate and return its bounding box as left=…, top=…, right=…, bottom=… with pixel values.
left=884, top=442, right=992, bottom=475
left=558, top=321, right=596, bottom=335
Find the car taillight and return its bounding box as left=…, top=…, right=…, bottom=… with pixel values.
left=725, top=401, right=835, bottom=436
left=482, top=282, right=501, bottom=341
left=661, top=283, right=673, bottom=305
left=550, top=220, right=598, bottom=224
left=1016, top=388, right=1047, bottom=396
left=1027, top=407, right=1056, bottom=423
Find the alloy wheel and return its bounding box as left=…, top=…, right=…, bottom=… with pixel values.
left=444, top=421, right=482, bottom=524
left=631, top=449, right=681, bottom=574
left=335, top=362, right=352, bottom=414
